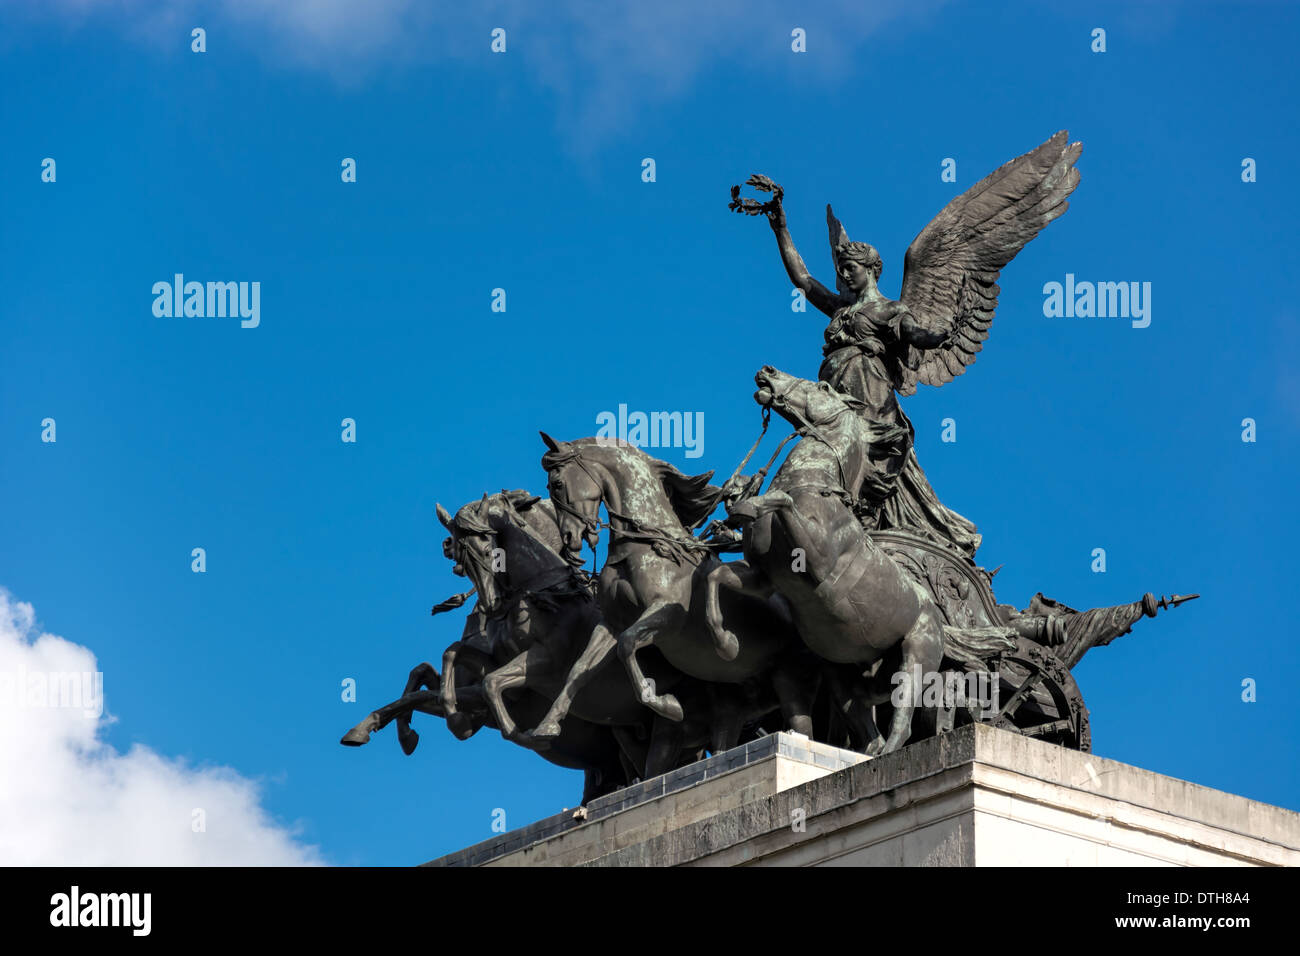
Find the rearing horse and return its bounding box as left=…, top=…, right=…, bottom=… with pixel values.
left=703, top=365, right=948, bottom=755
left=534, top=435, right=819, bottom=743
left=433, top=489, right=704, bottom=778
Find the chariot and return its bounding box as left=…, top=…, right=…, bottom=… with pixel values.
left=873, top=529, right=1195, bottom=753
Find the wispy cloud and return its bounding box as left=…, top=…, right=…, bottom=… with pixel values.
left=0, top=589, right=323, bottom=865
left=11, top=0, right=947, bottom=142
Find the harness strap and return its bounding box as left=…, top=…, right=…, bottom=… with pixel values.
left=551, top=447, right=714, bottom=568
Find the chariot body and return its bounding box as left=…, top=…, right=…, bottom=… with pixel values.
left=871, top=528, right=1195, bottom=752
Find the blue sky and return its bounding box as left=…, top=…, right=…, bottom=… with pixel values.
left=1, top=0, right=1297, bottom=865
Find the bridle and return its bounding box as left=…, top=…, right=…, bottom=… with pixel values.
left=436, top=502, right=591, bottom=619
left=758, top=377, right=865, bottom=498
left=542, top=378, right=865, bottom=568
left=546, top=445, right=714, bottom=570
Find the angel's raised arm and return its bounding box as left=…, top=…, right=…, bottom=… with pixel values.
left=768, top=207, right=841, bottom=317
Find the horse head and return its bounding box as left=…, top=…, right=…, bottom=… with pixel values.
left=437, top=490, right=562, bottom=614
left=753, top=365, right=860, bottom=430
left=540, top=431, right=721, bottom=562
left=540, top=432, right=605, bottom=557
left=753, top=365, right=870, bottom=488
left=438, top=495, right=505, bottom=612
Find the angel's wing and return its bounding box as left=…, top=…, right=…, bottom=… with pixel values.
left=896, top=130, right=1081, bottom=395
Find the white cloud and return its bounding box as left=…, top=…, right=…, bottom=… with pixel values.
left=0, top=589, right=323, bottom=866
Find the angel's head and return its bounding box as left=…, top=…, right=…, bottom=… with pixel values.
left=833, top=241, right=882, bottom=294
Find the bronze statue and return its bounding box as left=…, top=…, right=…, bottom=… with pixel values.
left=342, top=131, right=1197, bottom=809
left=701, top=366, right=972, bottom=754
left=731, top=130, right=1083, bottom=558
left=533, top=435, right=820, bottom=744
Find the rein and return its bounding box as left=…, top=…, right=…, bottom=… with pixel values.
left=711, top=404, right=801, bottom=517
left=439, top=504, right=593, bottom=617
left=757, top=382, right=864, bottom=500
left=545, top=383, right=863, bottom=568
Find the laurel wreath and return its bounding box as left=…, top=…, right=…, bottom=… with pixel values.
left=728, top=174, right=783, bottom=215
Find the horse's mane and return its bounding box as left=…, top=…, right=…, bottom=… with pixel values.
left=648, top=459, right=721, bottom=530
left=572, top=438, right=722, bottom=531
left=453, top=491, right=564, bottom=554
left=525, top=498, right=566, bottom=554
left=490, top=490, right=568, bottom=559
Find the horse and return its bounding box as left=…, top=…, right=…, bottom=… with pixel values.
left=436, top=490, right=697, bottom=769
left=702, top=365, right=949, bottom=755
left=437, top=489, right=780, bottom=767
left=534, top=434, right=820, bottom=744
left=340, top=490, right=651, bottom=803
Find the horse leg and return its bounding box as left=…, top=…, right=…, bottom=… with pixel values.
left=482, top=643, right=556, bottom=746
left=868, top=608, right=944, bottom=756
left=400, top=662, right=439, bottom=695
left=581, top=768, right=609, bottom=806
left=439, top=642, right=463, bottom=718
left=341, top=689, right=440, bottom=749
left=644, top=716, right=685, bottom=778
left=438, top=645, right=494, bottom=740
left=394, top=662, right=441, bottom=751
left=767, top=500, right=841, bottom=583
left=824, top=665, right=882, bottom=751
left=617, top=601, right=687, bottom=722
left=610, top=724, right=648, bottom=783
left=705, top=684, right=749, bottom=754
left=704, top=559, right=772, bottom=662
left=771, top=656, right=820, bottom=739
left=529, top=622, right=619, bottom=741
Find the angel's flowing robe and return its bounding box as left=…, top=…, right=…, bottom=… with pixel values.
left=819, top=304, right=982, bottom=559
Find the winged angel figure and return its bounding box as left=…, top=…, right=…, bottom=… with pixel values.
left=733, top=131, right=1082, bottom=558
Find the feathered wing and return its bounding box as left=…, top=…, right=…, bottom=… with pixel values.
left=895, top=130, right=1082, bottom=395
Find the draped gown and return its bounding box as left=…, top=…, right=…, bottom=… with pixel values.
left=818, top=301, right=982, bottom=559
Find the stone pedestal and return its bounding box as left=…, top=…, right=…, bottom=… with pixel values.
left=424, top=724, right=1300, bottom=867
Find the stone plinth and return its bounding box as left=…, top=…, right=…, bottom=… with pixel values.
left=424, top=724, right=1300, bottom=867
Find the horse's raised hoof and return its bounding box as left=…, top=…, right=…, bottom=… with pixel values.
left=714, top=630, right=740, bottom=662
left=863, top=737, right=886, bottom=757
left=340, top=715, right=377, bottom=746
left=397, top=724, right=420, bottom=755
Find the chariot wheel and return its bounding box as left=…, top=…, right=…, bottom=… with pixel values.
left=982, top=635, right=1091, bottom=752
